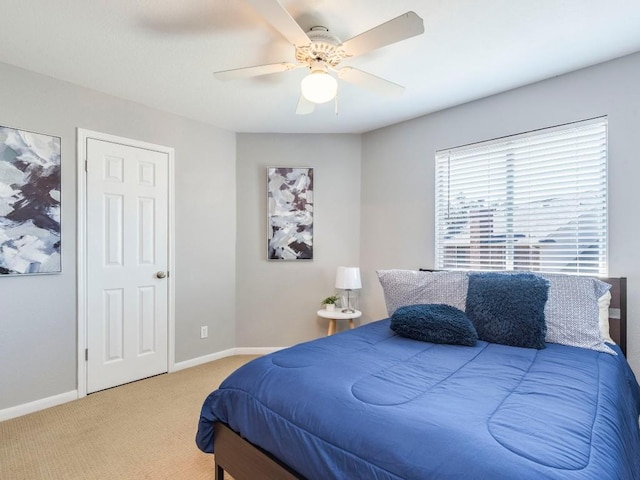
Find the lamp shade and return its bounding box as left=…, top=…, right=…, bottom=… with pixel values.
left=335, top=267, right=362, bottom=290
left=301, top=71, right=338, bottom=104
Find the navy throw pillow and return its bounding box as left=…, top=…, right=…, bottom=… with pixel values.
left=465, top=273, right=549, bottom=349
left=390, top=304, right=478, bottom=346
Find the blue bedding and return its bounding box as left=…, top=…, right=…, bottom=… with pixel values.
left=197, top=320, right=640, bottom=479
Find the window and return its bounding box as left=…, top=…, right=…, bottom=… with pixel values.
left=435, top=118, right=607, bottom=275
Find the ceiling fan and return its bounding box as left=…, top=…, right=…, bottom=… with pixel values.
left=214, top=0, right=425, bottom=114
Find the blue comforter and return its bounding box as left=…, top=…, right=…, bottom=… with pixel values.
left=197, top=320, right=640, bottom=479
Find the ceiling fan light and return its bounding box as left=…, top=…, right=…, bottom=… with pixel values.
left=301, top=71, right=338, bottom=104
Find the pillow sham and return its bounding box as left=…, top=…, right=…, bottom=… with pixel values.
left=535, top=273, right=614, bottom=354
left=465, top=272, right=549, bottom=349
left=390, top=304, right=478, bottom=346
left=377, top=270, right=468, bottom=316
left=599, top=290, right=614, bottom=344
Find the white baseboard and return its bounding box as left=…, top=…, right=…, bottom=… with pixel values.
left=0, top=390, right=78, bottom=422
left=2, top=347, right=285, bottom=422
left=173, top=346, right=284, bottom=371
left=173, top=348, right=237, bottom=371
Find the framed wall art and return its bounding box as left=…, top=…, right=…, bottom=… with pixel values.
left=0, top=125, right=61, bottom=275
left=267, top=167, right=313, bottom=260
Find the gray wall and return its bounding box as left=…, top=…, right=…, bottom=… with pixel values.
left=360, top=52, right=640, bottom=375
left=3, top=51, right=639, bottom=412
left=236, top=134, right=361, bottom=346
left=0, top=63, right=237, bottom=410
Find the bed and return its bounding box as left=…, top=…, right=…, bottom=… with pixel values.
left=196, top=272, right=640, bottom=479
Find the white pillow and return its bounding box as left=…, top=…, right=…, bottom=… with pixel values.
left=599, top=290, right=614, bottom=344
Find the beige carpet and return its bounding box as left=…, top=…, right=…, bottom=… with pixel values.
left=0, top=355, right=258, bottom=480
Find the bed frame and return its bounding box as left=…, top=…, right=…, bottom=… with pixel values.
left=212, top=276, right=628, bottom=480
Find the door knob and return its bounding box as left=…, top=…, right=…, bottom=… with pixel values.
left=156, top=271, right=167, bottom=279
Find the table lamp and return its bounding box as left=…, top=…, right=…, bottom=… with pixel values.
left=335, top=266, right=361, bottom=313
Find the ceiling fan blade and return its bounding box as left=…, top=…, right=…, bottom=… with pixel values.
left=338, top=67, right=404, bottom=97
left=244, top=0, right=310, bottom=47
left=341, top=11, right=424, bottom=58
left=214, top=62, right=298, bottom=81
left=296, top=94, right=315, bottom=115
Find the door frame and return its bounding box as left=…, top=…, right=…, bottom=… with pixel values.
left=76, top=128, right=176, bottom=399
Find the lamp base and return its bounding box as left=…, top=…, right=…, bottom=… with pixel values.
left=340, top=288, right=358, bottom=314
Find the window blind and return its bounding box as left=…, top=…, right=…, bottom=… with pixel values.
left=435, top=118, right=607, bottom=275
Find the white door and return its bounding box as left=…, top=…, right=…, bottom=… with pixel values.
left=86, top=138, right=169, bottom=393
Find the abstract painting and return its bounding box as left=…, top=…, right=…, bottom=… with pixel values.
left=0, top=125, right=61, bottom=274
left=267, top=167, right=313, bottom=260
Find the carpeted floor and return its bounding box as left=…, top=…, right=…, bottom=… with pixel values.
left=0, top=355, right=257, bottom=480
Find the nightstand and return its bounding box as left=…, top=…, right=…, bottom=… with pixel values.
left=317, top=309, right=362, bottom=336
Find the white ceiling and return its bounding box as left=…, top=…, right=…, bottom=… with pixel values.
left=1, top=1, right=639, bottom=134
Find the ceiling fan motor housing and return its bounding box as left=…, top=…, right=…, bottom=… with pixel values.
left=295, top=26, right=348, bottom=68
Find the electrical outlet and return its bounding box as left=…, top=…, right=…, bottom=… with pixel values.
left=200, top=326, right=208, bottom=339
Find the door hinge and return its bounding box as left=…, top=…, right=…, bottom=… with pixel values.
left=85, top=348, right=88, bottom=361
left=85, top=160, right=88, bottom=172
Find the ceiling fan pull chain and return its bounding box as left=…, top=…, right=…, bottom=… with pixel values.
left=334, top=94, right=339, bottom=116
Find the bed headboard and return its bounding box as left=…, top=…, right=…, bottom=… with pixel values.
left=418, top=270, right=628, bottom=357
left=601, top=277, right=628, bottom=357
